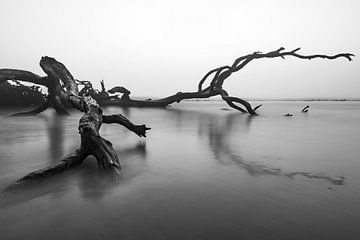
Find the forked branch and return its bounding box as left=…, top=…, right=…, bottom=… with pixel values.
left=0, top=56, right=150, bottom=183
left=103, top=47, right=353, bottom=114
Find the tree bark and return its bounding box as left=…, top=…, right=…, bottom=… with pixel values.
left=0, top=48, right=353, bottom=115
left=99, top=47, right=353, bottom=114
left=1, top=56, right=150, bottom=182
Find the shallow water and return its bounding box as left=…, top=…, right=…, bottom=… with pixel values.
left=0, top=101, right=359, bottom=240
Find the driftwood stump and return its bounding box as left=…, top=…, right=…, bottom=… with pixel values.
left=0, top=57, right=150, bottom=182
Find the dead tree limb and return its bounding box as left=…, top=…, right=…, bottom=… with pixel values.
left=17, top=150, right=88, bottom=181
left=0, top=69, right=48, bottom=86
left=101, top=48, right=353, bottom=114
left=0, top=57, right=150, bottom=182
left=302, top=105, right=309, bottom=113
left=102, top=114, right=150, bottom=137
left=1, top=48, right=353, bottom=115
left=7, top=101, right=49, bottom=117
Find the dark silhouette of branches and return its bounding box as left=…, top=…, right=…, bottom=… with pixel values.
left=1, top=57, right=150, bottom=183
left=100, top=47, right=353, bottom=114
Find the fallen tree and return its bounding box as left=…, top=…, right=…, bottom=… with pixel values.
left=0, top=57, right=150, bottom=182
left=0, top=48, right=353, bottom=115
left=0, top=80, right=45, bottom=107
left=96, top=47, right=354, bottom=114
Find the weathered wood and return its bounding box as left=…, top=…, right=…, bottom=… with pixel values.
left=102, top=114, right=151, bottom=137
left=0, top=56, right=150, bottom=182
left=77, top=95, right=121, bottom=170
left=99, top=48, right=353, bottom=114
left=0, top=69, right=48, bottom=86
left=17, top=150, right=88, bottom=182
left=7, top=101, right=49, bottom=117
left=0, top=80, right=46, bottom=107
left=0, top=48, right=353, bottom=115
left=302, top=105, right=309, bottom=113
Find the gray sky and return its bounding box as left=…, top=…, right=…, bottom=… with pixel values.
left=0, top=0, right=359, bottom=98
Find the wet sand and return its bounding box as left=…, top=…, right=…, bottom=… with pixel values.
left=0, top=101, right=359, bottom=240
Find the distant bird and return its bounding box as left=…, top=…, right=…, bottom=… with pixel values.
left=283, top=113, right=293, bottom=117
left=301, top=105, right=309, bottom=113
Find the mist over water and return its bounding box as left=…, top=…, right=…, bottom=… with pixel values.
left=0, top=101, right=359, bottom=240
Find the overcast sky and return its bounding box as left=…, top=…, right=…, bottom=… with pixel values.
left=0, top=0, right=359, bottom=98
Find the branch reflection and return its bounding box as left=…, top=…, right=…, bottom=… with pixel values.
left=169, top=108, right=345, bottom=186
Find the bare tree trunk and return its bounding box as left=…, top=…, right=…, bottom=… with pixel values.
left=0, top=48, right=353, bottom=115
left=100, top=48, right=353, bottom=114
left=1, top=57, right=150, bottom=182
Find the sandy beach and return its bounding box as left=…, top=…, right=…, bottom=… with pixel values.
left=0, top=101, right=359, bottom=239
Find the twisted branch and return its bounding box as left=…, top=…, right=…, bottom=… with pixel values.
left=193, top=47, right=354, bottom=114
left=104, top=47, right=353, bottom=114
left=1, top=56, right=150, bottom=183
left=0, top=69, right=48, bottom=86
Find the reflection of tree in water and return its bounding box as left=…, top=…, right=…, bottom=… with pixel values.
left=46, top=114, right=65, bottom=161
left=1, top=142, right=147, bottom=206
left=171, top=108, right=345, bottom=186
left=2, top=111, right=147, bottom=206
left=76, top=142, right=147, bottom=201
left=46, top=107, right=148, bottom=201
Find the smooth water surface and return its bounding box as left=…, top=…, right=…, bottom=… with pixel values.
left=0, top=101, right=359, bottom=240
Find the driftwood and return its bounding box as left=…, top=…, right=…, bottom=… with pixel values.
left=0, top=57, right=150, bottom=182
left=95, top=47, right=354, bottom=115
left=0, top=48, right=352, bottom=183
left=302, top=105, right=309, bottom=113
left=0, top=48, right=354, bottom=115
left=0, top=80, right=45, bottom=107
